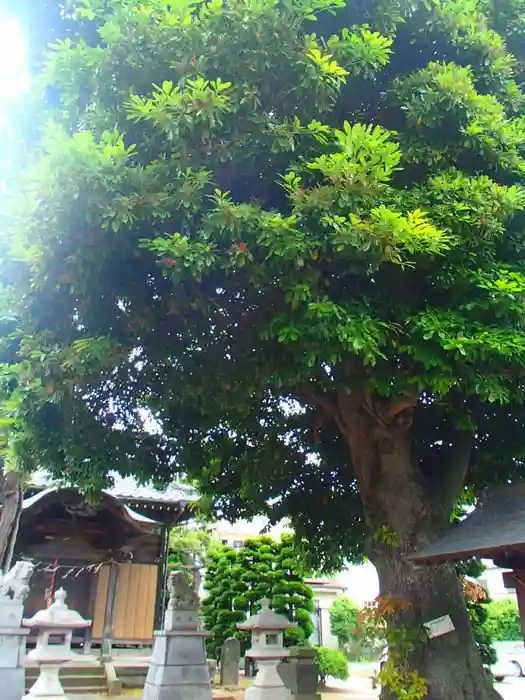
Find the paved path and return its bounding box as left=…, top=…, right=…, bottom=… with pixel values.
left=497, top=677, right=525, bottom=699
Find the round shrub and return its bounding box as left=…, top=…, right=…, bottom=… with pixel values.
left=315, top=647, right=349, bottom=685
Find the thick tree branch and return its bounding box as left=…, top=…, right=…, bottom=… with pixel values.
left=295, top=389, right=347, bottom=437
left=437, top=431, right=474, bottom=510
left=312, top=393, right=347, bottom=436
left=363, top=390, right=419, bottom=430
left=336, top=390, right=380, bottom=505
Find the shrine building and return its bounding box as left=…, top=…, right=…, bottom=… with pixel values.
left=412, top=482, right=525, bottom=642
left=16, top=477, right=198, bottom=650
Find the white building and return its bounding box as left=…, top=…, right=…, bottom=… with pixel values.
left=306, top=578, right=347, bottom=648
left=478, top=560, right=517, bottom=602
left=212, top=517, right=293, bottom=550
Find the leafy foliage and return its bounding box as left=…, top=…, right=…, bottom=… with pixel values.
left=360, top=595, right=428, bottom=700
left=484, top=598, right=522, bottom=642
left=315, top=646, right=349, bottom=685
left=470, top=601, right=498, bottom=668
left=329, top=595, right=360, bottom=648
left=168, top=523, right=217, bottom=570
left=456, top=558, right=497, bottom=667
left=201, top=535, right=314, bottom=658
left=330, top=595, right=384, bottom=661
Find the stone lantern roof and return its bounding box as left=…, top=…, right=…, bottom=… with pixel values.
left=23, top=588, right=91, bottom=629
left=237, top=599, right=297, bottom=631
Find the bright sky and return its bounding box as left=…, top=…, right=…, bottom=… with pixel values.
left=0, top=17, right=29, bottom=106
left=0, top=17, right=29, bottom=191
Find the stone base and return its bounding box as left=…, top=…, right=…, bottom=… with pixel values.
left=165, top=606, right=201, bottom=631
left=143, top=679, right=213, bottom=700
left=292, top=695, right=322, bottom=700
left=103, top=660, right=123, bottom=696
left=0, top=632, right=28, bottom=667
left=1, top=667, right=26, bottom=700
left=142, top=629, right=212, bottom=700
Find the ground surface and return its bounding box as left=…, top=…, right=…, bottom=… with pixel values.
left=74, top=660, right=525, bottom=699
left=496, top=677, right=525, bottom=699
left=75, top=677, right=525, bottom=700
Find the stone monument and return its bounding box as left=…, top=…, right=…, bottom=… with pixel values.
left=142, top=570, right=213, bottom=700
left=0, top=560, right=34, bottom=700
left=220, top=637, right=240, bottom=686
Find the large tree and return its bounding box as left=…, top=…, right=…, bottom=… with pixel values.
left=3, top=0, right=525, bottom=697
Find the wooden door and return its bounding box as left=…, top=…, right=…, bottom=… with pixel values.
left=92, top=563, right=158, bottom=643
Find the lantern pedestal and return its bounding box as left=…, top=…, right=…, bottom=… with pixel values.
left=247, top=657, right=291, bottom=700
left=278, top=647, right=321, bottom=700
left=24, top=662, right=64, bottom=700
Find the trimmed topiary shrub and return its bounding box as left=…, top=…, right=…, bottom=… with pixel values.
left=201, top=534, right=314, bottom=658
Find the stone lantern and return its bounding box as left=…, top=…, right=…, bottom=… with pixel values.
left=22, top=588, right=92, bottom=700
left=237, top=598, right=297, bottom=700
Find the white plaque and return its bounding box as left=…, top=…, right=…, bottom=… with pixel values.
left=424, top=615, right=455, bottom=639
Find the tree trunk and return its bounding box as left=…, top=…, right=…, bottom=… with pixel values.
left=369, top=507, right=500, bottom=700
left=0, top=466, right=23, bottom=572
left=336, top=392, right=501, bottom=700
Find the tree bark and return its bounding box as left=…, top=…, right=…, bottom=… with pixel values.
left=334, top=391, right=501, bottom=700
left=0, top=465, right=23, bottom=572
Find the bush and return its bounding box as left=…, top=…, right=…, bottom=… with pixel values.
left=329, top=595, right=384, bottom=661
left=315, top=647, right=349, bottom=685
left=485, top=598, right=522, bottom=642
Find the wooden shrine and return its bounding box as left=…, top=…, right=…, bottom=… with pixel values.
left=15, top=480, right=197, bottom=649
left=411, top=483, right=525, bottom=641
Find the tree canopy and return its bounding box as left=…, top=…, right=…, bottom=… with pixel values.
left=3, top=0, right=525, bottom=563
left=168, top=523, right=216, bottom=569
left=3, top=1, right=525, bottom=695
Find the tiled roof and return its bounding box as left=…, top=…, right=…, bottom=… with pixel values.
left=305, top=578, right=346, bottom=590
left=29, top=470, right=200, bottom=506
left=411, top=483, right=525, bottom=564
left=22, top=487, right=157, bottom=525
left=106, top=475, right=199, bottom=504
